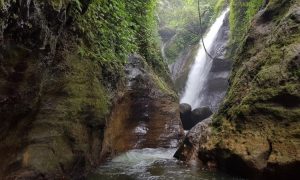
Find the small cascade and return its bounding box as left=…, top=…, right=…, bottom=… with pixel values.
left=180, top=8, right=230, bottom=109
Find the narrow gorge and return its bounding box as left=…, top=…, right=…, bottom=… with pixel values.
left=0, top=0, right=299, bottom=179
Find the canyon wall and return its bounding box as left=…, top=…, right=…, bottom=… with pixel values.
left=175, top=0, right=300, bottom=179
left=0, top=0, right=182, bottom=178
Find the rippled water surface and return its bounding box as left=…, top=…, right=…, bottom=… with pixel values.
left=88, top=148, right=237, bottom=180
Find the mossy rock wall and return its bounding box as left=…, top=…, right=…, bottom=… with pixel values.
left=0, top=0, right=176, bottom=178
left=202, top=0, right=300, bottom=178
left=228, top=0, right=264, bottom=57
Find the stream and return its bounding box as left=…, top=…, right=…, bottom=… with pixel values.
left=88, top=148, right=235, bottom=180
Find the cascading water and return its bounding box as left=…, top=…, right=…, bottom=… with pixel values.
left=180, top=8, right=230, bottom=109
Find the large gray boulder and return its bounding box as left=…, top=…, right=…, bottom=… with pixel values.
left=180, top=105, right=212, bottom=130
left=179, top=103, right=192, bottom=130
left=191, top=107, right=213, bottom=124
left=180, top=103, right=191, bottom=117
left=174, top=117, right=212, bottom=161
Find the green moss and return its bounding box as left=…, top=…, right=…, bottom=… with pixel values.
left=255, top=64, right=286, bottom=86
left=72, top=0, right=170, bottom=82
left=214, top=0, right=300, bottom=128
left=62, top=54, right=109, bottom=124
left=0, top=0, right=10, bottom=10
left=228, top=0, right=263, bottom=56
left=49, top=0, right=70, bottom=11
left=22, top=53, right=111, bottom=174
left=0, top=0, right=4, bottom=9
left=25, top=137, right=74, bottom=173
left=254, top=103, right=300, bottom=121
left=228, top=104, right=251, bottom=119
left=151, top=73, right=177, bottom=98
left=214, top=0, right=227, bottom=16
left=157, top=0, right=224, bottom=64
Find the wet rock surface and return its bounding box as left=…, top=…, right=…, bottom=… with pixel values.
left=175, top=1, right=300, bottom=179
left=179, top=104, right=213, bottom=130
left=179, top=103, right=192, bottom=130
left=191, top=107, right=213, bottom=124
left=174, top=117, right=212, bottom=162
left=0, top=1, right=183, bottom=179
left=101, top=55, right=184, bottom=159
left=0, top=1, right=96, bottom=179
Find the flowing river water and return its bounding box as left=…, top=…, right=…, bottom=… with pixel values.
left=88, top=148, right=235, bottom=180
left=89, top=9, right=236, bottom=180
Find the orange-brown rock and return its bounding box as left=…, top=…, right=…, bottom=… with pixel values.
left=101, top=55, right=184, bottom=158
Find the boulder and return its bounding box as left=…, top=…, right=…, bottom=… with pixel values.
left=174, top=117, right=212, bottom=162
left=179, top=103, right=192, bottom=130
left=180, top=103, right=192, bottom=114
left=191, top=107, right=213, bottom=124
left=179, top=105, right=213, bottom=130
left=179, top=103, right=192, bottom=126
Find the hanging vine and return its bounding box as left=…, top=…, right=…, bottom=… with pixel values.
left=198, top=0, right=215, bottom=60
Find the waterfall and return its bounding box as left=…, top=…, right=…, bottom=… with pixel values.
left=180, top=8, right=230, bottom=109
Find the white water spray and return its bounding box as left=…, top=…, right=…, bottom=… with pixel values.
left=180, top=8, right=229, bottom=109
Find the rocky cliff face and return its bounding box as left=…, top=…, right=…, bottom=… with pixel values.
left=0, top=0, right=182, bottom=179
left=169, top=44, right=199, bottom=92
left=101, top=55, right=183, bottom=159
left=175, top=0, right=300, bottom=179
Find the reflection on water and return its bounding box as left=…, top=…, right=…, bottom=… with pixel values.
left=88, top=148, right=238, bottom=180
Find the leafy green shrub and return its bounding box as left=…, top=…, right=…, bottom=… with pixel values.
left=157, top=0, right=225, bottom=64
left=70, top=0, right=169, bottom=81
